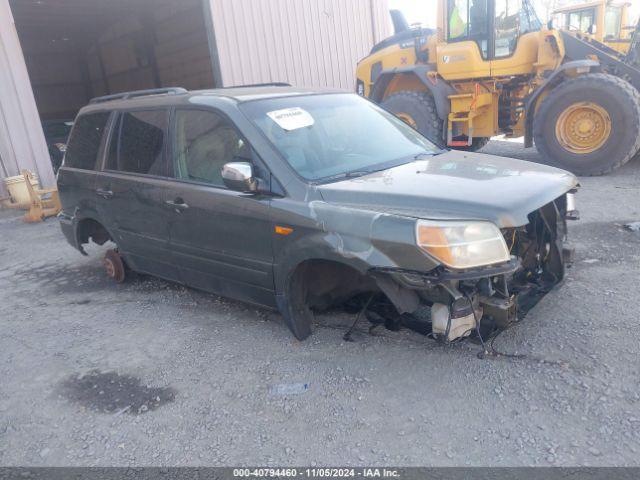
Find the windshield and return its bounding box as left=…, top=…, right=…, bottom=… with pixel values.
left=240, top=93, right=440, bottom=182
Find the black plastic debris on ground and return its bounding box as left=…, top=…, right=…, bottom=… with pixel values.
left=58, top=370, right=176, bottom=415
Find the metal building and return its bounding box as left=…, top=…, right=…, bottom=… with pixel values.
left=0, top=0, right=391, bottom=196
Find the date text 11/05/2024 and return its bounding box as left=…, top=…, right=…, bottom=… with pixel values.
left=232, top=468, right=401, bottom=478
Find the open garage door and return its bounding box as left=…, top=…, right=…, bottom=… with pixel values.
left=4, top=0, right=219, bottom=181
left=11, top=0, right=219, bottom=120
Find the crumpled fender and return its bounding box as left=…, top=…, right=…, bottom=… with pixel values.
left=271, top=201, right=438, bottom=340
left=272, top=201, right=437, bottom=296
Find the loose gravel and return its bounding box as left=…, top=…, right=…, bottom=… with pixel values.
left=0, top=141, right=639, bottom=466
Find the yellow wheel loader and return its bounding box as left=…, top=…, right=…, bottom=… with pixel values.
left=551, top=1, right=634, bottom=55
left=355, top=0, right=640, bottom=175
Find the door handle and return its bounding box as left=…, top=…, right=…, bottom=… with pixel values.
left=165, top=199, right=189, bottom=210
left=96, top=188, right=113, bottom=199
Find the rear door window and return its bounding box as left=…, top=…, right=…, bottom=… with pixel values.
left=494, top=0, right=521, bottom=58
left=173, top=109, right=251, bottom=187
left=106, top=110, right=169, bottom=176
left=64, top=112, right=110, bottom=170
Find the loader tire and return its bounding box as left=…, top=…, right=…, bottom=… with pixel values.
left=534, top=73, right=640, bottom=176
left=381, top=91, right=445, bottom=147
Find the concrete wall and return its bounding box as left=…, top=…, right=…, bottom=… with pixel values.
left=208, top=0, right=392, bottom=89
left=0, top=0, right=55, bottom=193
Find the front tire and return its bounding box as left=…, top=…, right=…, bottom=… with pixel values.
left=381, top=91, right=490, bottom=151
left=381, top=91, right=445, bottom=147
left=534, top=73, right=640, bottom=176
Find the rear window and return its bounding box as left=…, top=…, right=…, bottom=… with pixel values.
left=64, top=113, right=110, bottom=170
left=106, top=110, right=169, bottom=176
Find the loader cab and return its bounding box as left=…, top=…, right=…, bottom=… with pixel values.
left=438, top=0, right=542, bottom=79
left=551, top=1, right=633, bottom=54
left=554, top=6, right=597, bottom=34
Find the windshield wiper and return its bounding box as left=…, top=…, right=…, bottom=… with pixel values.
left=414, top=150, right=445, bottom=160
left=344, top=170, right=372, bottom=178
left=315, top=152, right=444, bottom=184
left=317, top=170, right=374, bottom=183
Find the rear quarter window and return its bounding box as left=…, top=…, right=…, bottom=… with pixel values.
left=64, top=112, right=110, bottom=170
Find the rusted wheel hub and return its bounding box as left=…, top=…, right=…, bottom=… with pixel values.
left=103, top=249, right=126, bottom=283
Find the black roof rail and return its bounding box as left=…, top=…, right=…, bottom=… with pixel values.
left=89, top=87, right=187, bottom=104
left=224, top=82, right=292, bottom=88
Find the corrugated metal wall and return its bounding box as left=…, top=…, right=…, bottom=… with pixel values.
left=0, top=0, right=55, bottom=193
left=208, top=0, right=391, bottom=89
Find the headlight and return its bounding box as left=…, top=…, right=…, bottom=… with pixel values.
left=416, top=220, right=510, bottom=269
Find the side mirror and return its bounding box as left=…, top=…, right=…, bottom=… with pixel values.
left=222, top=162, right=258, bottom=192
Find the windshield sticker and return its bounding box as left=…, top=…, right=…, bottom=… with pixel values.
left=267, top=107, right=314, bottom=131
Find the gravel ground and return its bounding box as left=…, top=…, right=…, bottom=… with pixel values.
left=1, top=140, right=639, bottom=467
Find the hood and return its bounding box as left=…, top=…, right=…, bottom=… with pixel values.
left=318, top=151, right=578, bottom=228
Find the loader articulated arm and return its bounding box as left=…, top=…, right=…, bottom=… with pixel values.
left=627, top=19, right=640, bottom=69
left=560, top=30, right=640, bottom=91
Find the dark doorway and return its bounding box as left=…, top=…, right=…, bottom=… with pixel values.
left=10, top=0, right=219, bottom=121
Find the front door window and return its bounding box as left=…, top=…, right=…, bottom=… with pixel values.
left=173, top=109, right=251, bottom=187
left=447, top=0, right=489, bottom=58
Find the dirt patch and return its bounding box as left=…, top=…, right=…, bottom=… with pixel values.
left=11, top=262, right=112, bottom=295
left=59, top=370, right=176, bottom=415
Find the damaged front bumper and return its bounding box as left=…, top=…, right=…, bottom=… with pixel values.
left=369, top=260, right=522, bottom=340
left=278, top=193, right=576, bottom=343
left=366, top=199, right=573, bottom=342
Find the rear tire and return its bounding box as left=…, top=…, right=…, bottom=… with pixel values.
left=533, top=73, right=640, bottom=176
left=104, top=249, right=126, bottom=284
left=381, top=91, right=445, bottom=147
